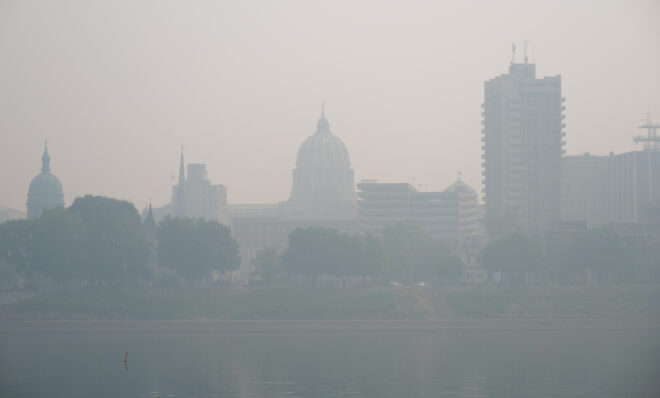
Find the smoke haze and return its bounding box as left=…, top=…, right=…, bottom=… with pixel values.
left=1, top=0, right=658, bottom=210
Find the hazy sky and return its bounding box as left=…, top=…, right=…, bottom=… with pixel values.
left=1, top=0, right=658, bottom=212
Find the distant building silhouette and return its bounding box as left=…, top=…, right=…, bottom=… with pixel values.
left=171, top=150, right=228, bottom=223
left=282, top=106, right=356, bottom=221
left=356, top=177, right=478, bottom=242
left=607, top=150, right=660, bottom=224
left=225, top=107, right=482, bottom=282
left=482, top=60, right=564, bottom=235
left=26, top=142, right=65, bottom=219
left=0, top=205, right=26, bottom=223
left=561, top=153, right=609, bottom=228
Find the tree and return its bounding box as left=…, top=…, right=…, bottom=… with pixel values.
left=482, top=207, right=519, bottom=238
left=157, top=217, right=240, bottom=282
left=429, top=245, right=465, bottom=284
left=380, top=222, right=465, bottom=285
left=382, top=222, right=427, bottom=284
left=283, top=228, right=340, bottom=283
left=563, top=228, right=633, bottom=283
left=0, top=219, right=33, bottom=280
left=355, top=233, right=385, bottom=280
left=0, top=259, right=20, bottom=289
left=28, top=208, right=86, bottom=283
left=282, top=228, right=384, bottom=285
left=482, top=232, right=544, bottom=283
left=250, top=247, right=285, bottom=284
left=69, top=195, right=149, bottom=287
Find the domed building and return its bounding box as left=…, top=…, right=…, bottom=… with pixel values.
left=284, top=107, right=356, bottom=219
left=27, top=143, right=65, bottom=219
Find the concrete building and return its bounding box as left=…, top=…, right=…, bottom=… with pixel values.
left=561, top=153, right=609, bottom=228
left=445, top=176, right=480, bottom=237
left=607, top=150, right=660, bottom=224
left=171, top=151, right=228, bottom=223
left=482, top=60, right=564, bottom=235
left=356, top=177, right=479, bottom=242
left=26, top=143, right=65, bottom=219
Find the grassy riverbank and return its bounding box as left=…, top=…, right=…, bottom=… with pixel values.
left=1, top=285, right=658, bottom=320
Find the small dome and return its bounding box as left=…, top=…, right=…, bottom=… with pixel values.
left=27, top=143, right=65, bottom=218
left=29, top=172, right=64, bottom=197
left=445, top=180, right=477, bottom=195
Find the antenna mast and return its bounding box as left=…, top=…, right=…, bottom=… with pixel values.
left=633, top=113, right=660, bottom=152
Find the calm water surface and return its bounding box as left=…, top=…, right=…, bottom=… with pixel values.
left=1, top=321, right=658, bottom=398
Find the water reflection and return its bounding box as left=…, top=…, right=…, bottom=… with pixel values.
left=0, top=324, right=658, bottom=398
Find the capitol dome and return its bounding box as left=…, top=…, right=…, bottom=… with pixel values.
left=287, top=107, right=356, bottom=213
left=27, top=143, right=65, bottom=219
left=295, top=113, right=351, bottom=168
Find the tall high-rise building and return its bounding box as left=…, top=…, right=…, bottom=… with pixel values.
left=482, top=60, right=564, bottom=234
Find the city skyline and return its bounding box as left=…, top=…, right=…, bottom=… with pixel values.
left=1, top=1, right=658, bottom=211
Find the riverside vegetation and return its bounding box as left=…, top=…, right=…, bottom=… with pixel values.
left=1, top=195, right=659, bottom=321
left=2, top=285, right=659, bottom=320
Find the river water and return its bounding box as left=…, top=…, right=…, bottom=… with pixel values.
left=1, top=321, right=658, bottom=398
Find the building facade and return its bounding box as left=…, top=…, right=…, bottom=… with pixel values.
left=356, top=178, right=479, bottom=242
left=561, top=153, right=609, bottom=228
left=482, top=61, right=564, bottom=235
left=607, top=150, right=660, bottom=224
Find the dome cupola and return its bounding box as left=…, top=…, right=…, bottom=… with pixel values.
left=286, top=106, right=356, bottom=215
left=27, top=142, right=65, bottom=219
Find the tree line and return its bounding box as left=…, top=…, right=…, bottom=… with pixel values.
left=481, top=229, right=657, bottom=284
left=1, top=195, right=653, bottom=289
left=0, top=195, right=240, bottom=288
left=251, top=223, right=464, bottom=286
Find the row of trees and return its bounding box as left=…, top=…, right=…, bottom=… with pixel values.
left=481, top=229, right=655, bottom=284
left=0, top=196, right=240, bottom=288
left=250, top=223, right=464, bottom=286
left=2, top=195, right=650, bottom=288
left=0, top=196, right=148, bottom=287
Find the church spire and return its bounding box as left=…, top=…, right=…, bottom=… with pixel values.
left=178, top=146, right=185, bottom=186
left=143, top=203, right=156, bottom=229
left=316, top=102, right=330, bottom=134
left=41, top=140, right=50, bottom=172
left=174, top=146, right=186, bottom=218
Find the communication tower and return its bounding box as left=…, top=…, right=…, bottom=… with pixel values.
left=633, top=113, right=660, bottom=151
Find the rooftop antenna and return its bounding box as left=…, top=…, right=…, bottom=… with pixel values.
left=511, top=43, right=516, bottom=65
left=523, top=41, right=529, bottom=64
left=633, top=112, right=660, bottom=151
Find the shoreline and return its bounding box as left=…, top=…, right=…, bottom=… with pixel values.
left=1, top=318, right=659, bottom=334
